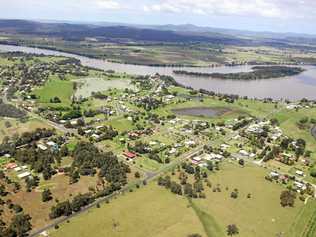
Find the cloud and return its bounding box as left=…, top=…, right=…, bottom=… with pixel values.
left=144, top=3, right=181, bottom=13
left=142, top=0, right=316, bottom=19
left=94, top=0, right=121, bottom=10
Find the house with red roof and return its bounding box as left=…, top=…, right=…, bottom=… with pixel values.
left=123, top=151, right=137, bottom=159
left=6, top=163, right=17, bottom=170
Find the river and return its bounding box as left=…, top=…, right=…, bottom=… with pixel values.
left=1, top=44, right=316, bottom=101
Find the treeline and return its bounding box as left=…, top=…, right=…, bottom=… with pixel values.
left=173, top=66, right=304, bottom=80
left=49, top=193, right=94, bottom=219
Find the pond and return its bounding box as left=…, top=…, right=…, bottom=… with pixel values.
left=172, top=107, right=231, bottom=117
left=1, top=44, right=316, bottom=101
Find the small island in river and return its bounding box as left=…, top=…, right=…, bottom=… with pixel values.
left=173, top=66, right=305, bottom=80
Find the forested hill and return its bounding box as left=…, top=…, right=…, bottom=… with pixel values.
left=1, top=19, right=316, bottom=49
left=0, top=19, right=246, bottom=45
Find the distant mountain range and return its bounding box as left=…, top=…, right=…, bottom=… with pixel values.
left=0, top=19, right=316, bottom=47
left=93, top=22, right=316, bottom=39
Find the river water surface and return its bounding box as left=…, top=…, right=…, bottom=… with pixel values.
left=1, top=44, right=316, bottom=101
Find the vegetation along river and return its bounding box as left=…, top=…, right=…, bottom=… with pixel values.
left=1, top=44, right=316, bottom=101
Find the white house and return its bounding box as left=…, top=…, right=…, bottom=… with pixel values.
left=17, top=172, right=31, bottom=179
left=37, top=144, right=48, bottom=151
left=239, top=150, right=249, bottom=157
left=14, top=167, right=22, bottom=172
left=295, top=170, right=304, bottom=176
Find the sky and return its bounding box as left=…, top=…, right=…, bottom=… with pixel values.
left=1, top=0, right=316, bottom=34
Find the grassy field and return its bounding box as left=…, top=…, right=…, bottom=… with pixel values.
left=0, top=118, right=51, bottom=142
left=50, top=162, right=312, bottom=237
left=50, top=183, right=206, bottom=237
left=288, top=200, right=316, bottom=237
left=192, top=162, right=306, bottom=237
left=34, top=78, right=74, bottom=107
left=103, top=117, right=136, bottom=133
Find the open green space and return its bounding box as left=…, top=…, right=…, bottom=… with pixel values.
left=34, top=78, right=74, bottom=107
left=50, top=183, right=205, bottom=237
left=50, top=162, right=312, bottom=237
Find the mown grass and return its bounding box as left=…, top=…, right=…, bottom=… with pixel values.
left=34, top=78, right=74, bottom=107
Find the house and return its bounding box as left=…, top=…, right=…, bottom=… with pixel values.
left=294, top=181, right=306, bottom=190
left=279, top=175, right=289, bottom=183
left=6, top=163, right=17, bottom=170
left=37, top=144, right=48, bottom=151
left=286, top=104, right=301, bottom=110
left=239, top=150, right=249, bottom=157
left=191, top=160, right=200, bottom=165
left=84, top=130, right=93, bottom=135
left=169, top=148, right=177, bottom=155
left=70, top=120, right=78, bottom=126
left=198, top=162, right=207, bottom=168
left=295, top=170, right=304, bottom=176
left=192, top=156, right=202, bottom=163
left=269, top=171, right=279, bottom=178
left=128, top=132, right=140, bottom=139
left=220, top=144, right=230, bottom=150
left=149, top=141, right=158, bottom=146
left=204, top=153, right=223, bottom=161
left=47, top=141, right=59, bottom=151
left=123, top=151, right=137, bottom=159
left=14, top=167, right=22, bottom=172
left=185, top=140, right=196, bottom=147
left=46, top=141, right=56, bottom=147
left=17, top=172, right=31, bottom=179
left=92, top=134, right=100, bottom=140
